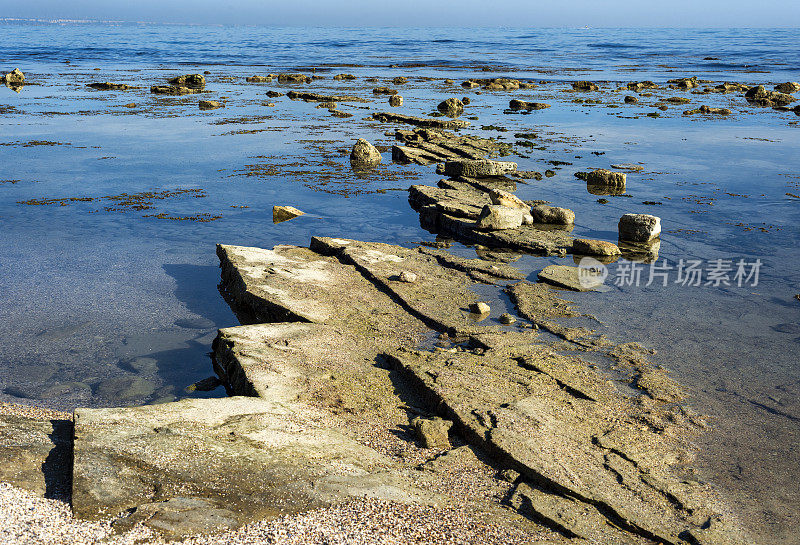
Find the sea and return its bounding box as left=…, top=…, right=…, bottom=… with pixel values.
left=0, top=22, right=798, bottom=543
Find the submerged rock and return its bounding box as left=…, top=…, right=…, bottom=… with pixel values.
left=150, top=85, right=202, bottom=95
left=272, top=205, right=305, bottom=223
left=372, top=112, right=470, bottom=129
left=350, top=138, right=382, bottom=168
left=619, top=213, right=661, bottom=242
left=277, top=73, right=312, bottom=84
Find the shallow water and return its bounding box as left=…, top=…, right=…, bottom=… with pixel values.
left=0, top=23, right=799, bottom=543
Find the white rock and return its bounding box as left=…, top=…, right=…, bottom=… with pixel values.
left=398, top=271, right=417, bottom=283
left=470, top=302, right=490, bottom=314
left=476, top=205, right=525, bottom=230
left=489, top=189, right=528, bottom=209
left=618, top=213, right=661, bottom=242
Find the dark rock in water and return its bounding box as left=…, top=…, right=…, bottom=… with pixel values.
left=572, top=81, right=599, bottom=91
left=392, top=76, right=408, bottom=84
left=461, top=96, right=471, bottom=105
left=245, top=75, right=272, bottom=83
left=272, top=205, right=305, bottom=223
left=150, top=85, right=202, bottom=95
left=168, top=74, right=205, bottom=88
left=329, top=109, right=352, bottom=118
left=775, top=82, right=800, bottom=94
left=576, top=169, right=626, bottom=189
left=286, top=90, right=366, bottom=103
left=333, top=73, right=356, bottom=80
left=437, top=97, right=464, bottom=116
left=87, top=82, right=132, bottom=91
left=684, top=105, right=731, bottom=115
left=668, top=76, right=699, bottom=89
left=266, top=90, right=283, bottom=98
left=619, top=213, right=661, bottom=243
left=95, top=376, right=156, bottom=401
left=444, top=159, right=517, bottom=177
left=411, top=417, right=452, bottom=449
left=627, top=81, right=658, bottom=91
left=389, top=94, right=403, bottom=106
left=373, top=86, right=398, bottom=95
left=277, top=73, right=312, bottom=84
left=508, top=99, right=550, bottom=111
left=745, top=85, right=795, bottom=107
left=624, top=95, right=639, bottom=104
left=350, top=138, right=382, bottom=168
left=198, top=100, right=223, bottom=110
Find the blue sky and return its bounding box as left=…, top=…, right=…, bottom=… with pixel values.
left=2, top=0, right=799, bottom=27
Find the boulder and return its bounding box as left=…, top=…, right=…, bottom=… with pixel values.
left=350, top=138, right=382, bottom=168
left=476, top=205, right=525, bottom=230
left=618, top=213, right=661, bottom=243
left=775, top=82, right=800, bottom=94
left=530, top=205, right=575, bottom=224
left=1, top=68, right=25, bottom=84
left=277, top=73, right=312, bottom=84
left=572, top=239, right=621, bottom=256
left=392, top=76, right=409, bottom=84
left=443, top=159, right=517, bottom=177
left=580, top=169, right=626, bottom=188
left=373, top=86, right=398, bottom=95
left=87, top=82, right=132, bottom=91
left=411, top=417, right=452, bottom=449
left=437, top=97, right=464, bottom=116
left=489, top=188, right=528, bottom=210
left=272, top=205, right=305, bottom=223
left=168, top=74, right=205, bottom=88
left=508, top=99, right=551, bottom=111
left=198, top=100, right=223, bottom=110
left=246, top=75, right=272, bottom=83
left=572, top=81, right=599, bottom=91
left=333, top=73, right=356, bottom=80
left=389, top=94, right=403, bottom=107
left=624, top=95, right=638, bottom=104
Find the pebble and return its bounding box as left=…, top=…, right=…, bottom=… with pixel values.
left=470, top=302, right=490, bottom=314
left=398, top=271, right=417, bottom=283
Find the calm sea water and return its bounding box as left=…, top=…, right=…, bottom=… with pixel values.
left=1, top=23, right=800, bottom=80
left=0, top=23, right=799, bottom=542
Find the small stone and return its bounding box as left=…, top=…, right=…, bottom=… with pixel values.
left=392, top=76, right=408, bottom=84
left=411, top=417, right=453, bottom=449
left=199, top=100, right=223, bottom=110
left=246, top=75, right=272, bottom=83
left=333, top=73, right=356, bottom=80
left=444, top=79, right=454, bottom=85
left=624, top=95, right=639, bottom=104
left=476, top=205, right=525, bottom=230
left=573, top=239, right=621, bottom=256
left=499, top=469, right=520, bottom=483
left=398, top=271, right=418, bottom=283
left=1, top=68, right=25, bottom=84
left=185, top=376, right=222, bottom=393
left=618, top=213, right=661, bottom=242
left=350, top=138, right=382, bottom=167
left=389, top=95, right=403, bottom=107
left=489, top=188, right=528, bottom=209
left=437, top=97, right=464, bottom=116
left=461, top=96, right=471, bottom=105
left=272, top=205, right=305, bottom=223
left=266, top=90, right=283, bottom=97
left=508, top=99, right=551, bottom=111
left=499, top=313, right=516, bottom=325
left=470, top=301, right=491, bottom=314
left=530, top=204, right=575, bottom=224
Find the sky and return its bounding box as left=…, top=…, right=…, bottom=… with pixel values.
left=1, top=0, right=799, bottom=27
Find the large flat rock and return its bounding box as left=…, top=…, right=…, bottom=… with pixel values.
left=72, top=397, right=434, bottom=538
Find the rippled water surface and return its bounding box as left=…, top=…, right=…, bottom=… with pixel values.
left=0, top=23, right=798, bottom=544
